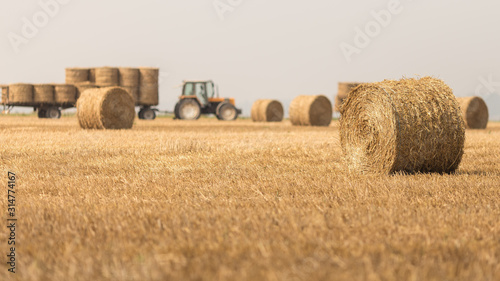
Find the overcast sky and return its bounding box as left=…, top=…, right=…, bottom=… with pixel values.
left=1, top=0, right=500, bottom=119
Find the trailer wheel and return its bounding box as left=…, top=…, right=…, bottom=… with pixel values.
left=46, top=107, right=61, bottom=119
left=37, top=109, right=47, bottom=119
left=141, top=108, right=156, bottom=120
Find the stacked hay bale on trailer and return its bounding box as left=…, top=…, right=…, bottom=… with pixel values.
left=251, top=99, right=284, bottom=122
left=289, top=95, right=332, bottom=126
left=137, top=67, right=159, bottom=119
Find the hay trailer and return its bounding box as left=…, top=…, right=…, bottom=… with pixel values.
left=1, top=84, right=74, bottom=119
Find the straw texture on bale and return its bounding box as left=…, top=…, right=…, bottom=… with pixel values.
left=54, top=84, right=77, bottom=104
left=457, top=96, right=489, bottom=129
left=139, top=68, right=160, bottom=85
left=289, top=95, right=332, bottom=126
left=340, top=77, right=465, bottom=175
left=139, top=85, right=159, bottom=105
left=8, top=84, right=33, bottom=104
left=251, top=99, right=283, bottom=122
left=1, top=85, right=8, bottom=104
left=119, top=68, right=140, bottom=87
left=65, top=68, right=90, bottom=84
left=335, top=82, right=362, bottom=112
left=75, top=82, right=99, bottom=100
left=77, top=87, right=135, bottom=130
left=121, top=87, right=139, bottom=103
left=33, top=84, right=54, bottom=103
left=95, top=67, right=119, bottom=86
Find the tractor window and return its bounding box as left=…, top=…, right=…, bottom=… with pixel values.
left=183, top=83, right=194, bottom=96
left=195, top=83, right=208, bottom=106
left=206, top=82, right=214, bottom=98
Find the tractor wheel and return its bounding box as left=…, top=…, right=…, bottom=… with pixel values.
left=174, top=102, right=181, bottom=119
left=216, top=103, right=238, bottom=121
left=140, top=108, right=156, bottom=120
left=45, top=107, right=61, bottom=119
left=178, top=99, right=201, bottom=120
left=37, top=108, right=47, bottom=119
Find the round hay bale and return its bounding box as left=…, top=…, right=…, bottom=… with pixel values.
left=54, top=84, right=77, bottom=104
left=65, top=68, right=90, bottom=84
left=340, top=77, right=465, bottom=174
left=8, top=84, right=33, bottom=104
left=335, top=82, right=362, bottom=112
left=139, top=85, right=159, bottom=105
left=289, top=95, right=332, bottom=126
left=258, top=99, right=284, bottom=122
left=89, top=68, right=96, bottom=83
left=251, top=100, right=264, bottom=122
left=95, top=67, right=119, bottom=86
left=75, top=82, right=99, bottom=100
left=456, top=96, right=489, bottom=129
left=121, top=86, right=139, bottom=103
left=1, top=85, right=8, bottom=104
left=119, top=68, right=140, bottom=87
left=77, top=87, right=135, bottom=130
left=33, top=84, right=54, bottom=103
left=139, top=67, right=159, bottom=85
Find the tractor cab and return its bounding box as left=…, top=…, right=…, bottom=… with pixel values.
left=174, top=80, right=241, bottom=121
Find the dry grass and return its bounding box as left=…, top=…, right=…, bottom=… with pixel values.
left=0, top=116, right=499, bottom=281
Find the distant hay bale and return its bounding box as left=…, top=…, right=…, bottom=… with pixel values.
left=1, top=85, right=8, bottom=104
left=95, top=67, right=119, bottom=86
left=8, top=84, right=33, bottom=104
left=89, top=68, right=96, bottom=83
left=138, top=85, right=159, bottom=105
left=119, top=68, right=140, bottom=87
left=77, top=87, right=135, bottom=130
left=54, top=84, right=77, bottom=104
left=75, top=82, right=99, bottom=100
left=251, top=99, right=283, bottom=122
left=456, top=96, right=489, bottom=129
left=139, top=67, right=160, bottom=85
left=251, top=100, right=264, bottom=121
left=65, top=68, right=90, bottom=84
left=340, top=77, right=465, bottom=174
left=33, top=84, right=54, bottom=103
left=335, top=82, right=362, bottom=112
left=289, top=95, right=332, bottom=126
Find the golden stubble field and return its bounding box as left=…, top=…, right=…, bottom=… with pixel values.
left=0, top=116, right=499, bottom=281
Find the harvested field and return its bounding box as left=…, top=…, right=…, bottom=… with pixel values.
left=0, top=116, right=499, bottom=281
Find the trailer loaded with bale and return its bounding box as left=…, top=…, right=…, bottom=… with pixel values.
left=0, top=66, right=160, bottom=120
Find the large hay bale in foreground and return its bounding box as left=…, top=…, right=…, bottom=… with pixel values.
left=335, top=82, right=362, bottom=112
left=456, top=96, right=489, bottom=129
left=8, top=84, right=33, bottom=104
left=119, top=68, right=140, bottom=87
left=289, top=95, right=332, bottom=126
left=251, top=99, right=283, bottom=122
left=340, top=77, right=465, bottom=174
left=65, top=68, right=90, bottom=84
left=33, top=84, right=54, bottom=103
left=77, top=87, right=135, bottom=130
left=54, top=84, right=77, bottom=104
left=1, top=85, right=8, bottom=103
left=95, top=67, right=119, bottom=87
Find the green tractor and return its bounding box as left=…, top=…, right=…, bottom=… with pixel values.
left=174, top=80, right=241, bottom=120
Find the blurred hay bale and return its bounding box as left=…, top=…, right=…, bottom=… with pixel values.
left=65, top=68, right=90, bottom=84
left=75, top=82, right=99, bottom=100
left=8, top=83, right=33, bottom=104
left=33, top=84, right=54, bottom=103
left=256, top=99, right=284, bottom=122
left=89, top=68, right=96, bottom=83
left=251, top=100, right=264, bottom=121
left=457, top=96, right=489, bottom=129
left=289, top=95, right=332, bottom=126
left=139, top=85, right=159, bottom=105
left=139, top=67, right=160, bottom=84
left=340, top=77, right=465, bottom=174
left=119, top=68, right=140, bottom=87
left=1, top=85, right=8, bottom=104
left=54, top=84, right=77, bottom=104
left=335, top=82, right=362, bottom=112
left=121, top=86, right=139, bottom=103
left=77, top=87, right=135, bottom=130
left=95, top=67, right=119, bottom=86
